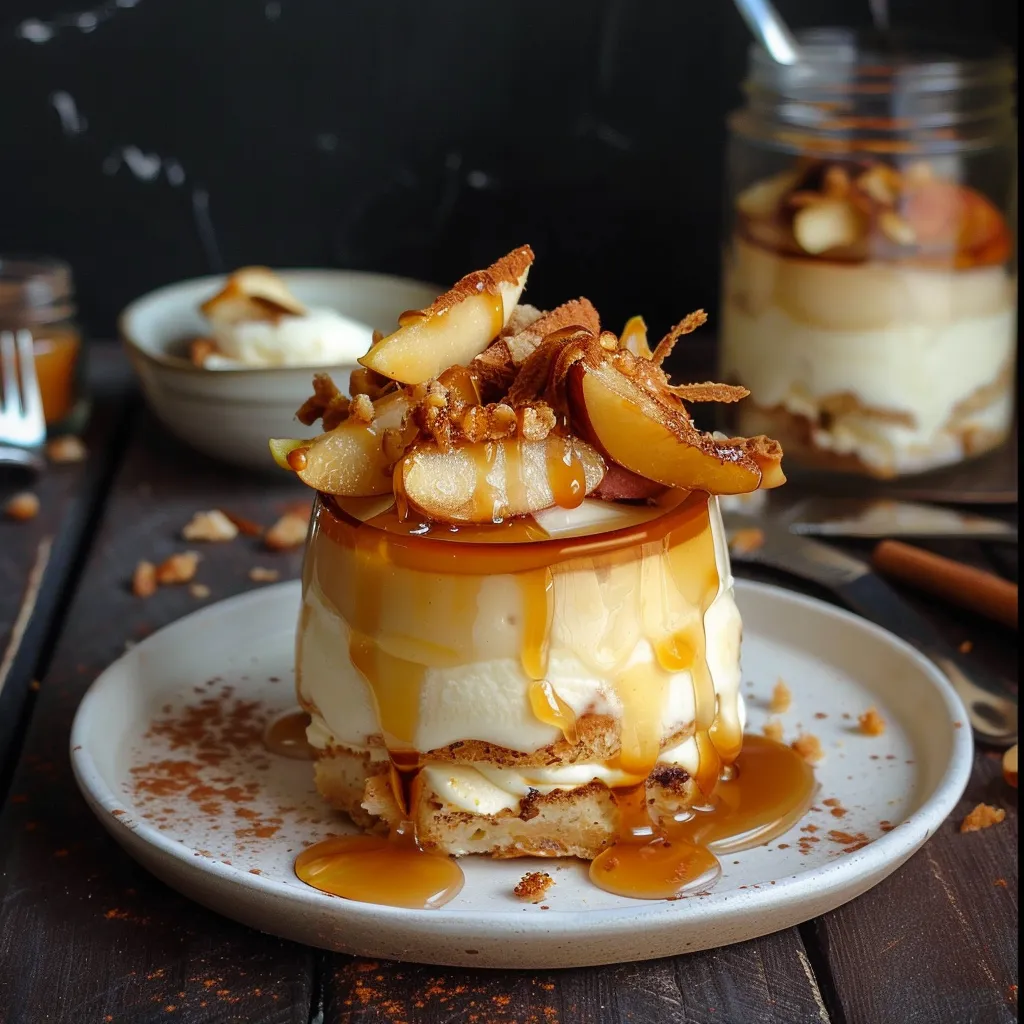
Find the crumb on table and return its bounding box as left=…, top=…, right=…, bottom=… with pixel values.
left=4, top=492, right=39, bottom=521
left=182, top=509, right=239, bottom=542
left=791, top=733, right=824, bottom=764
left=858, top=707, right=886, bottom=736
left=960, top=803, right=1006, bottom=833
left=46, top=435, right=87, bottom=463
left=514, top=871, right=554, bottom=903
left=769, top=679, right=792, bottom=714
left=265, top=512, right=308, bottom=551
left=959, top=640, right=973, bottom=654
left=249, top=567, right=280, bottom=583
left=132, top=561, right=157, bottom=598
left=156, top=551, right=200, bottom=585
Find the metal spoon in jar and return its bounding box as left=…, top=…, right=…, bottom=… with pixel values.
left=731, top=0, right=802, bottom=65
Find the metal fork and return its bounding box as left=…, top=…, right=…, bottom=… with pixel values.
left=0, top=329, right=46, bottom=472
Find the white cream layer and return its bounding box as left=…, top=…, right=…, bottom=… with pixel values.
left=299, top=498, right=744, bottom=800
left=721, top=242, right=1016, bottom=474
left=207, top=308, right=371, bottom=368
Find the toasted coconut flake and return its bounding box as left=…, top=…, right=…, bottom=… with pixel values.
left=651, top=310, right=708, bottom=366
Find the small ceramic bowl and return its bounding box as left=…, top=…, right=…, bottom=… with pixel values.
left=119, top=269, right=439, bottom=471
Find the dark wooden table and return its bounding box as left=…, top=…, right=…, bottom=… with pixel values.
left=0, top=346, right=1017, bottom=1024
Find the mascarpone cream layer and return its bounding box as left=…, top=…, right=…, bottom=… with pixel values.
left=298, top=498, right=744, bottom=776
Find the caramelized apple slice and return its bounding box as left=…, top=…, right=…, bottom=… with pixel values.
left=270, top=390, right=411, bottom=495
left=619, top=315, right=652, bottom=359
left=358, top=247, right=534, bottom=385
left=397, top=436, right=606, bottom=524
left=569, top=360, right=771, bottom=494
left=201, top=266, right=306, bottom=323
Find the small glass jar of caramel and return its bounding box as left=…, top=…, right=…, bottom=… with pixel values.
left=0, top=256, right=87, bottom=433
left=719, top=30, right=1017, bottom=479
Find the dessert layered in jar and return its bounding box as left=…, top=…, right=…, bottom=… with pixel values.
left=721, top=158, right=1016, bottom=478
left=273, top=247, right=814, bottom=906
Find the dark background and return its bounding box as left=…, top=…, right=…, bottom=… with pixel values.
left=0, top=0, right=1017, bottom=339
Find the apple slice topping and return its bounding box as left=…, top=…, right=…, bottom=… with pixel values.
left=396, top=436, right=606, bottom=524
left=201, top=266, right=307, bottom=324
left=358, top=246, right=534, bottom=385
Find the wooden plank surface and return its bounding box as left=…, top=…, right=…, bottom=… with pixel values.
left=0, top=350, right=132, bottom=780
left=0, top=396, right=316, bottom=1024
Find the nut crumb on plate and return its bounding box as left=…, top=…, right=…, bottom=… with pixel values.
left=514, top=871, right=553, bottom=903
left=4, top=492, right=39, bottom=521
left=46, top=435, right=87, bottom=463
left=762, top=720, right=784, bottom=743
left=156, top=551, right=200, bottom=585
left=249, top=567, right=280, bottom=583
left=769, top=679, right=792, bottom=714
left=791, top=733, right=824, bottom=764
left=132, top=561, right=157, bottom=598
left=265, top=512, right=308, bottom=551
left=960, top=803, right=1006, bottom=833
left=182, top=509, right=239, bottom=542
left=858, top=707, right=886, bottom=736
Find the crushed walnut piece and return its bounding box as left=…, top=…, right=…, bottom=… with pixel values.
left=46, top=435, right=87, bottom=464
left=858, top=707, right=886, bottom=736
left=763, top=720, right=784, bottom=743
left=155, top=552, right=200, bottom=585
left=791, top=733, right=824, bottom=764
left=3, top=492, right=39, bottom=521
left=769, top=680, right=792, bottom=715
left=248, top=567, right=280, bottom=583
left=514, top=871, right=554, bottom=903
left=132, top=561, right=158, bottom=598
left=182, top=509, right=239, bottom=543
left=265, top=512, right=308, bottom=551
left=295, top=373, right=351, bottom=432
left=960, top=803, right=1006, bottom=833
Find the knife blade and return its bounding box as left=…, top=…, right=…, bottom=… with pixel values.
left=782, top=497, right=1018, bottom=543
left=727, top=522, right=1017, bottom=748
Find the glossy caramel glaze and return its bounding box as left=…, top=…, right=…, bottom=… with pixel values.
left=263, top=708, right=315, bottom=761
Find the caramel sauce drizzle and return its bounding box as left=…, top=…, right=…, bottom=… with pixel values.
left=296, top=491, right=814, bottom=907
left=262, top=708, right=315, bottom=761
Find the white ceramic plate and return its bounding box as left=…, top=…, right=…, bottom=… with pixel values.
left=71, top=580, right=972, bottom=969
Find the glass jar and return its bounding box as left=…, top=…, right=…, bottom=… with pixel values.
left=718, top=30, right=1017, bottom=480
left=0, top=256, right=87, bottom=434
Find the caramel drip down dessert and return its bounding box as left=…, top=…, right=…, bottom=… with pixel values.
left=271, top=246, right=813, bottom=908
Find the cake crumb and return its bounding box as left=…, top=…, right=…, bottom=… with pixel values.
left=46, top=435, right=87, bottom=463
left=769, top=680, right=792, bottom=714
left=994, top=878, right=1008, bottom=887
left=156, top=551, right=200, bottom=585
left=729, top=527, right=764, bottom=555
left=182, top=510, right=239, bottom=542
left=189, top=583, right=211, bottom=599
left=132, top=561, right=158, bottom=598
left=763, top=720, right=784, bottom=743
left=4, top=492, right=39, bottom=521
left=858, top=707, right=886, bottom=736
left=249, top=567, right=280, bottom=583
left=265, top=512, right=308, bottom=551
left=958, top=640, right=973, bottom=654
left=514, top=871, right=553, bottom=903
left=960, top=803, right=1006, bottom=833
left=791, top=733, right=824, bottom=764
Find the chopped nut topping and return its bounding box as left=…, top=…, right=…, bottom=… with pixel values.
left=858, top=708, right=886, bottom=736
left=132, top=561, right=158, bottom=598
left=248, top=567, right=280, bottom=583
left=513, top=871, right=554, bottom=903
left=4, top=492, right=39, bottom=521
left=295, top=373, right=351, bottom=431
left=265, top=513, right=308, bottom=551
left=182, top=509, right=239, bottom=542
left=769, top=680, right=792, bottom=715
left=46, top=435, right=87, bottom=464
left=156, top=552, right=200, bottom=585
left=960, top=803, right=1006, bottom=833
left=791, top=733, right=824, bottom=764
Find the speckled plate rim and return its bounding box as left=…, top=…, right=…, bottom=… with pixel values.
left=70, top=580, right=974, bottom=968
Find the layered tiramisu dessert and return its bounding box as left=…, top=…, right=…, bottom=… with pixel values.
left=190, top=266, right=369, bottom=368
left=272, top=247, right=815, bottom=907
left=721, top=158, right=1016, bottom=478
